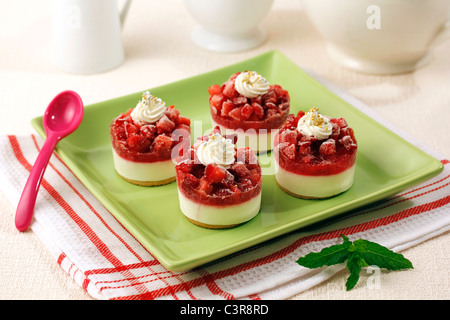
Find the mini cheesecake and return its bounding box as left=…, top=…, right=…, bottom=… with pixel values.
left=274, top=108, right=357, bottom=199
left=175, top=126, right=262, bottom=228
left=208, top=71, right=290, bottom=153
left=110, top=91, right=191, bottom=186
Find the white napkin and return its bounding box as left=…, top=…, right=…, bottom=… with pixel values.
left=0, top=75, right=448, bottom=300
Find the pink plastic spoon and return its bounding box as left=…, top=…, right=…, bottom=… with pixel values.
left=15, top=90, right=84, bottom=232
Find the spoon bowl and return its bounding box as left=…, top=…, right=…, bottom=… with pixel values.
left=15, top=90, right=84, bottom=232
left=44, top=91, right=84, bottom=138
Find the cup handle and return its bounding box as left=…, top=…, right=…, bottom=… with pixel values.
left=119, top=0, right=132, bottom=27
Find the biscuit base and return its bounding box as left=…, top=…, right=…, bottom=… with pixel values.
left=118, top=173, right=176, bottom=187
left=185, top=216, right=241, bottom=229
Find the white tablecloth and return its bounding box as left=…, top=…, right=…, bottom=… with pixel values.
left=0, top=0, right=449, bottom=299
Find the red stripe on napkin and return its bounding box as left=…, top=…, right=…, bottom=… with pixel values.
left=9, top=135, right=174, bottom=299
left=29, top=135, right=196, bottom=299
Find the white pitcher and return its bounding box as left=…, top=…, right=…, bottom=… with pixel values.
left=52, top=0, right=132, bottom=74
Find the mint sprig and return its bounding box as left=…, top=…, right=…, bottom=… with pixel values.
left=296, top=235, right=413, bottom=291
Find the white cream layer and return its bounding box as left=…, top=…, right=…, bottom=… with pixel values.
left=211, top=119, right=276, bottom=153
left=177, top=188, right=261, bottom=227
left=275, top=162, right=355, bottom=198
left=112, top=148, right=175, bottom=182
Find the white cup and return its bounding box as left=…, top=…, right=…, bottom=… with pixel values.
left=301, top=0, right=450, bottom=74
left=52, top=0, right=132, bottom=74
left=184, top=0, right=274, bottom=53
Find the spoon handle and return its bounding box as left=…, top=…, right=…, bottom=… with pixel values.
left=15, top=135, right=59, bottom=232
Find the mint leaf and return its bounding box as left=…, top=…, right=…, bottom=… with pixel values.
left=295, top=234, right=414, bottom=291
left=345, top=254, right=363, bottom=291
left=358, top=239, right=414, bottom=270
left=296, top=235, right=352, bottom=268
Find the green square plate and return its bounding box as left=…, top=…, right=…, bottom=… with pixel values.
left=31, top=51, right=443, bottom=271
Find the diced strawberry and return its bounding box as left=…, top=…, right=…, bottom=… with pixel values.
left=164, top=106, right=180, bottom=123
left=238, top=178, right=253, bottom=191
left=331, top=123, right=340, bottom=139
left=281, top=143, right=296, bottom=160
left=124, top=108, right=133, bottom=117
left=112, top=125, right=126, bottom=140
left=241, top=104, right=253, bottom=121
left=300, top=135, right=317, bottom=143
left=252, top=102, right=264, bottom=119
left=178, top=115, right=191, bottom=126
left=228, top=72, right=240, bottom=82
left=249, top=169, right=260, bottom=185
left=228, top=107, right=243, bottom=121
left=205, top=164, right=227, bottom=183
left=331, top=117, right=348, bottom=128
left=140, top=124, right=156, bottom=140
left=214, top=188, right=234, bottom=197
left=230, top=162, right=250, bottom=178
left=298, top=141, right=311, bottom=155
left=265, top=108, right=278, bottom=120
left=210, top=94, right=226, bottom=112
left=221, top=100, right=235, bottom=117
left=211, top=125, right=222, bottom=135
left=152, top=134, right=172, bottom=151
left=271, top=84, right=281, bottom=96
left=125, top=121, right=139, bottom=135
left=247, top=114, right=260, bottom=121
left=175, top=124, right=190, bottom=134
left=250, top=95, right=262, bottom=105
left=186, top=148, right=197, bottom=162
left=279, top=129, right=297, bottom=145
left=319, top=139, right=336, bottom=156
left=339, top=135, right=357, bottom=150
left=198, top=177, right=213, bottom=194
left=232, top=96, right=247, bottom=106
left=301, top=154, right=315, bottom=164
left=279, top=102, right=290, bottom=111
left=282, top=114, right=295, bottom=129
left=184, top=173, right=199, bottom=188
left=126, top=133, right=151, bottom=152
left=263, top=90, right=277, bottom=104
left=223, top=81, right=238, bottom=99
left=222, top=170, right=235, bottom=187
left=156, top=115, right=175, bottom=134
left=340, top=127, right=354, bottom=139
left=177, top=160, right=194, bottom=174
left=296, top=110, right=306, bottom=118
left=208, top=84, right=222, bottom=96
left=230, top=183, right=241, bottom=196
left=236, top=147, right=258, bottom=167
left=265, top=102, right=277, bottom=109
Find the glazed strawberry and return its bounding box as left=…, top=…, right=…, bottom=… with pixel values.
left=175, top=127, right=262, bottom=228
left=209, top=71, right=290, bottom=131
left=156, top=115, right=176, bottom=134
left=208, top=71, right=290, bottom=153
left=111, top=106, right=189, bottom=162
left=274, top=108, right=357, bottom=199
left=275, top=109, right=357, bottom=176
left=205, top=164, right=227, bottom=183
left=110, top=91, right=191, bottom=186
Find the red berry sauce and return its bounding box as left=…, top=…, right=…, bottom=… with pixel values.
left=176, top=126, right=262, bottom=206
left=274, top=111, right=357, bottom=176
left=110, top=106, right=191, bottom=163
left=208, top=72, right=290, bottom=131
